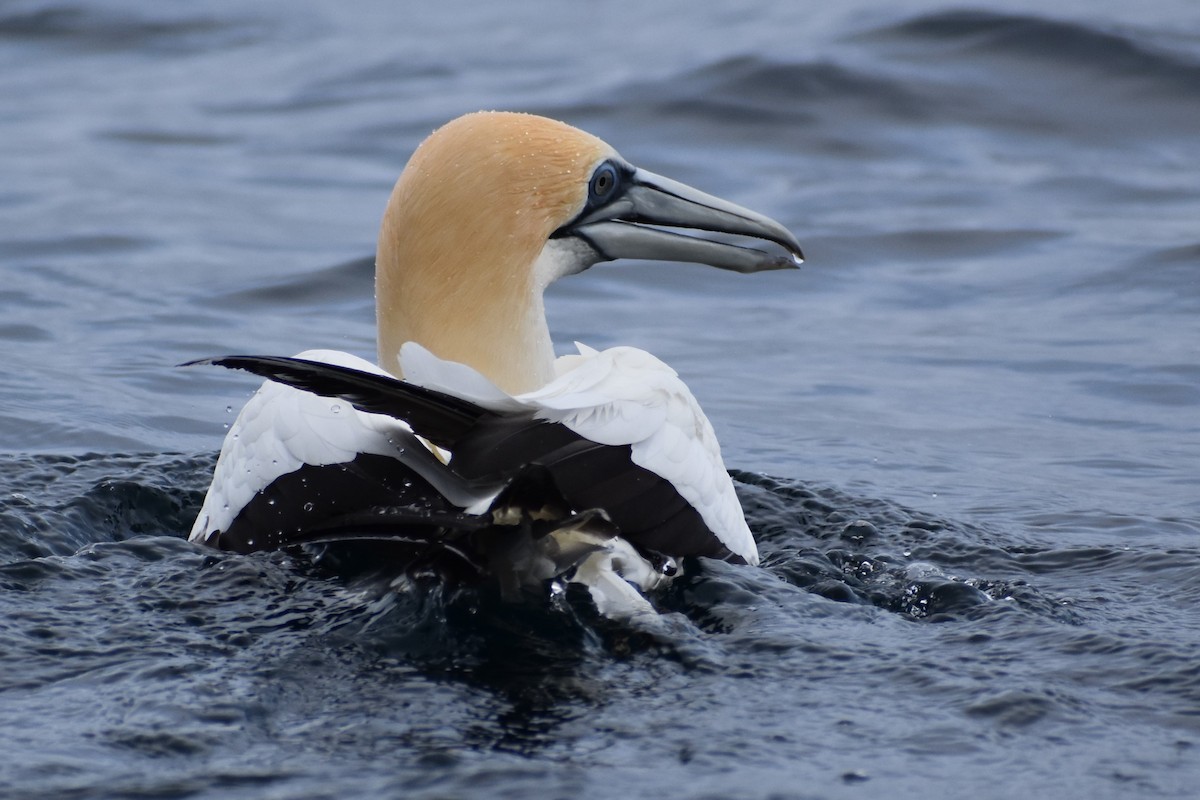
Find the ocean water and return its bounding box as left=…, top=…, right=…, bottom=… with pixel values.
left=2, top=0, right=1198, bottom=797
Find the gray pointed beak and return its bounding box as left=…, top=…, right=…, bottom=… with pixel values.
left=565, top=167, right=804, bottom=274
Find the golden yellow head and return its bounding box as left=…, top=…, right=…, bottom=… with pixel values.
left=387, top=111, right=613, bottom=253
left=376, top=112, right=615, bottom=392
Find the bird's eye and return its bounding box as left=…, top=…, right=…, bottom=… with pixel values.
left=589, top=161, right=619, bottom=203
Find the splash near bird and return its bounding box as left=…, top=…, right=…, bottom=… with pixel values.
left=186, top=112, right=803, bottom=618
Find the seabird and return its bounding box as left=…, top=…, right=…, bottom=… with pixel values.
left=187, top=111, right=803, bottom=617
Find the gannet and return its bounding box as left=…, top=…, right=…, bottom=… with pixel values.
left=187, top=111, right=802, bottom=617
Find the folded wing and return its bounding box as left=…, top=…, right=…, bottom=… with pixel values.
left=196, top=343, right=757, bottom=565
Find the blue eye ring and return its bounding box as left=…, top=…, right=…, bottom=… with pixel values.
left=589, top=161, right=620, bottom=203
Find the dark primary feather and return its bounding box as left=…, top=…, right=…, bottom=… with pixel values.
left=182, top=355, right=492, bottom=448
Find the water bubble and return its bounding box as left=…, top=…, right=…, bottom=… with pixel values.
left=905, top=562, right=941, bottom=580
left=331, top=403, right=341, bottom=414
left=302, top=502, right=314, bottom=512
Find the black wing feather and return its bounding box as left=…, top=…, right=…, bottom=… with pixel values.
left=183, top=354, right=494, bottom=448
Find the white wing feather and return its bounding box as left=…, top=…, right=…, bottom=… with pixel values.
left=399, top=341, right=525, bottom=413
left=401, top=342, right=759, bottom=565
left=190, top=349, right=416, bottom=543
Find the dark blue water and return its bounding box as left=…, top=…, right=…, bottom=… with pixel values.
left=3, top=1, right=1199, bottom=797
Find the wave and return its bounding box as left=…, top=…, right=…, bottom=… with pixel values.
left=562, top=55, right=928, bottom=128
left=0, top=452, right=210, bottom=562
left=653, top=55, right=927, bottom=121
left=559, top=10, right=1200, bottom=147
left=207, top=255, right=374, bottom=313
left=0, top=450, right=1080, bottom=627
left=0, top=3, right=262, bottom=54
left=873, top=9, right=1200, bottom=92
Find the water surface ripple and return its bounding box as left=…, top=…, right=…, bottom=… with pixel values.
left=2, top=1, right=1198, bottom=797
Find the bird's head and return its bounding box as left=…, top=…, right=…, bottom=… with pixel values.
left=377, top=111, right=802, bottom=393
